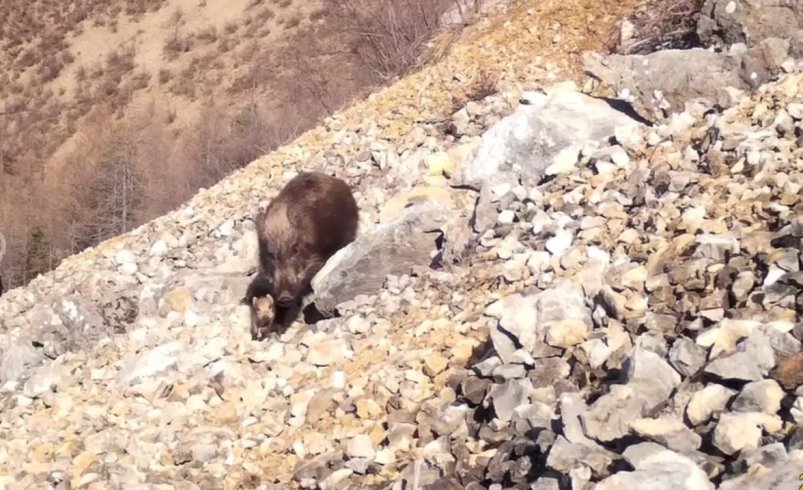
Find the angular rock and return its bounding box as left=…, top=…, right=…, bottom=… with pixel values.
left=538, top=281, right=592, bottom=349
left=595, top=443, right=715, bottom=490
left=527, top=358, right=571, bottom=388
left=668, top=337, right=707, bottom=377
left=440, top=0, right=506, bottom=26
left=731, top=380, right=785, bottom=414
left=545, top=435, right=615, bottom=477
left=424, top=355, right=449, bottom=377
left=473, top=356, right=502, bottom=378
left=584, top=42, right=788, bottom=121
left=695, top=232, right=740, bottom=262
left=453, top=88, right=642, bottom=190
left=117, top=342, right=183, bottom=386
left=387, top=423, right=417, bottom=453
left=461, top=376, right=492, bottom=405
left=486, top=282, right=589, bottom=362
left=162, top=286, right=194, bottom=313
left=645, top=313, right=679, bottom=334
left=686, top=384, right=737, bottom=425
left=771, top=352, right=803, bottom=390
left=321, top=468, right=354, bottom=488
left=346, top=435, right=376, bottom=460
left=311, top=200, right=455, bottom=315
left=531, top=478, right=560, bottom=490
left=293, top=451, right=344, bottom=487
left=488, top=379, right=532, bottom=422
left=0, top=343, right=43, bottom=386
left=492, top=363, right=526, bottom=380
left=581, top=348, right=680, bottom=441
left=629, top=416, right=702, bottom=452
left=511, top=402, right=554, bottom=435
left=453, top=87, right=640, bottom=233
left=22, top=363, right=65, bottom=398
left=713, top=412, right=783, bottom=455
left=737, top=442, right=788, bottom=471
left=719, top=458, right=803, bottom=490
left=485, top=294, right=539, bottom=363
left=379, top=187, right=455, bottom=224
left=697, top=0, right=803, bottom=47
left=705, top=327, right=776, bottom=382
left=305, top=338, right=351, bottom=367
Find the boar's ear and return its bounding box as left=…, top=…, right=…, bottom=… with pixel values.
left=245, top=206, right=266, bottom=231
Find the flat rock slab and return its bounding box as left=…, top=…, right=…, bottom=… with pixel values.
left=584, top=40, right=789, bottom=121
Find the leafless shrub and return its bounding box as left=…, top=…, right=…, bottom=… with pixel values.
left=217, top=36, right=234, bottom=52
left=37, top=55, right=65, bottom=82
left=105, top=46, right=136, bottom=82
left=465, top=69, right=499, bottom=100
left=158, top=68, right=171, bottom=84
left=618, top=0, right=703, bottom=54
left=129, top=71, right=151, bottom=91
left=446, top=67, right=499, bottom=115
left=196, top=25, right=218, bottom=44
left=224, top=22, right=238, bottom=34
left=309, top=8, right=327, bottom=22
left=255, top=7, right=275, bottom=23
left=163, top=36, right=192, bottom=60
left=17, top=49, right=37, bottom=69
left=328, top=0, right=452, bottom=80
left=284, top=14, right=302, bottom=29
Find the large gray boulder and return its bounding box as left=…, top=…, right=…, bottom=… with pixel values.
left=452, top=87, right=641, bottom=232
left=697, top=0, right=803, bottom=48
left=311, top=199, right=455, bottom=315
left=584, top=39, right=790, bottom=121
left=453, top=88, right=642, bottom=191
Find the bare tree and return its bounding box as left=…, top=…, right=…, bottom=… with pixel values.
left=0, top=227, right=6, bottom=296
left=328, top=0, right=451, bottom=80
left=62, top=116, right=145, bottom=252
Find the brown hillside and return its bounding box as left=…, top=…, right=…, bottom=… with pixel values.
left=0, top=0, right=455, bottom=287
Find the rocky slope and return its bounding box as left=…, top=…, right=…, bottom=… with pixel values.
left=1, top=0, right=802, bottom=489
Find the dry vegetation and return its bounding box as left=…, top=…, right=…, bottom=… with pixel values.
left=0, top=0, right=463, bottom=287
left=615, top=0, right=704, bottom=54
